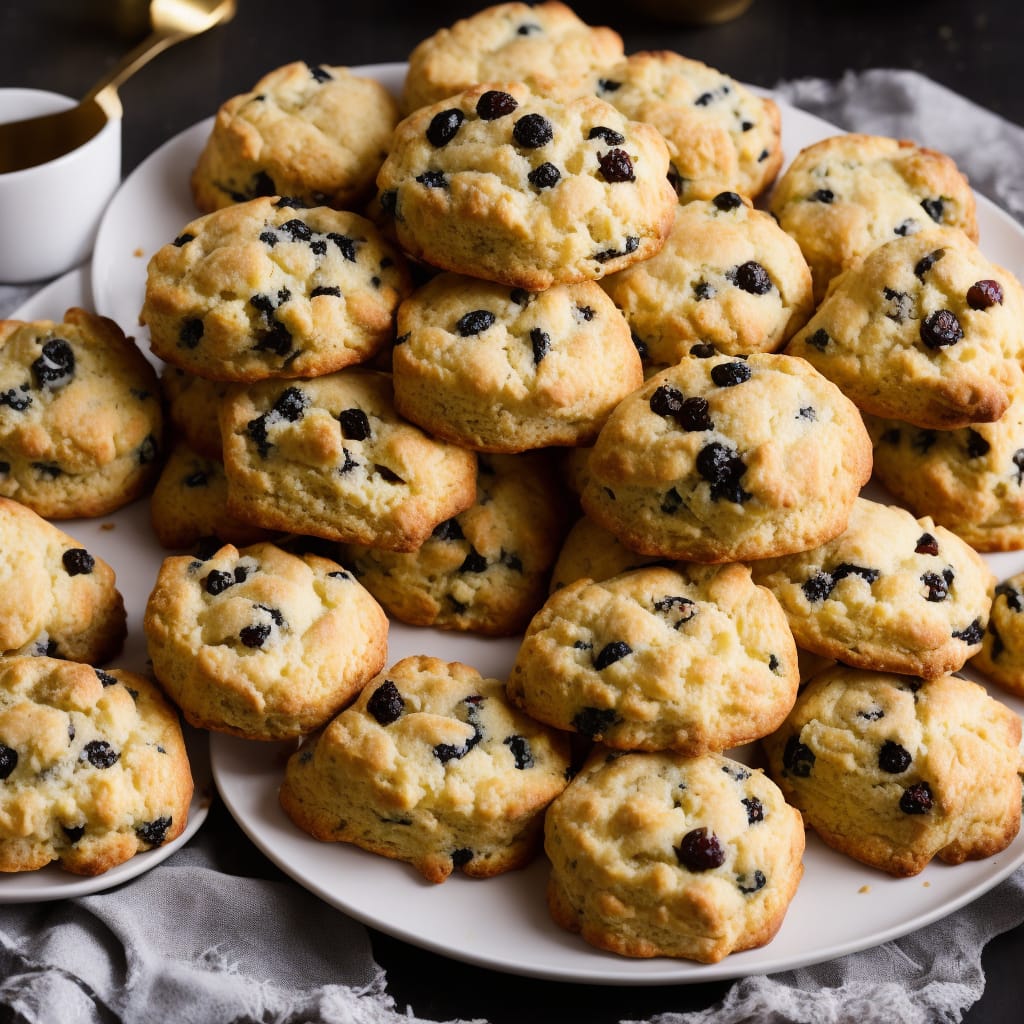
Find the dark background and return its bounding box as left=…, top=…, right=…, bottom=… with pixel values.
left=2, top=1, right=1022, bottom=1021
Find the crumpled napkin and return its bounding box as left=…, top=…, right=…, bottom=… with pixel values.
left=1, top=68, right=1023, bottom=1024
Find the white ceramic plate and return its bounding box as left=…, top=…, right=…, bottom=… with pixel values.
left=91, top=63, right=1024, bottom=982
left=0, top=267, right=213, bottom=904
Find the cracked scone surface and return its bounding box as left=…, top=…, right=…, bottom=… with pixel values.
left=340, top=452, right=567, bottom=636
left=769, top=133, right=978, bottom=300
left=580, top=351, right=872, bottom=562
left=141, top=197, right=412, bottom=382
left=751, top=497, right=994, bottom=678
left=601, top=192, right=813, bottom=371
left=376, top=81, right=676, bottom=289
left=0, top=656, right=192, bottom=875
left=191, top=61, right=400, bottom=213
left=764, top=665, right=1023, bottom=877
left=0, top=307, right=162, bottom=519
left=865, top=384, right=1024, bottom=552
left=392, top=272, right=642, bottom=451
left=400, top=1, right=623, bottom=114
left=279, top=654, right=572, bottom=883
left=0, top=497, right=125, bottom=664
left=544, top=749, right=805, bottom=963
left=508, top=564, right=799, bottom=753
left=220, top=370, right=477, bottom=551
left=592, top=51, right=782, bottom=204
left=144, top=541, right=388, bottom=740
left=787, top=227, right=1024, bottom=429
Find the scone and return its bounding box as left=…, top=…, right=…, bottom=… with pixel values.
left=544, top=749, right=805, bottom=963
left=0, top=307, right=162, bottom=519
left=191, top=61, right=400, bottom=213
left=601, top=192, right=813, bottom=372
left=376, top=81, right=677, bottom=289
left=580, top=351, right=873, bottom=562
left=219, top=370, right=478, bottom=551
left=161, top=367, right=229, bottom=460
left=508, top=564, right=799, bottom=753
left=149, top=440, right=276, bottom=551
left=764, top=665, right=1023, bottom=877
left=0, top=496, right=125, bottom=664
left=279, top=655, right=572, bottom=883
left=751, top=497, right=994, bottom=678
left=593, top=51, right=783, bottom=204
left=787, top=227, right=1024, bottom=428
left=144, top=541, right=388, bottom=740
left=769, top=133, right=978, bottom=300
left=400, top=1, right=624, bottom=114
left=0, top=656, right=192, bottom=875
left=972, top=573, right=1024, bottom=696
left=549, top=515, right=665, bottom=593
left=392, top=273, right=642, bottom=451
left=866, top=384, right=1024, bottom=552
left=141, top=197, right=412, bottom=382
left=339, top=452, right=568, bottom=635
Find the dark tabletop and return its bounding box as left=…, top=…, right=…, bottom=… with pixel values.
left=3, top=1, right=1022, bottom=1021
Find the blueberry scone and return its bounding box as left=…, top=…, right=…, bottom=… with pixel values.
left=141, top=197, right=412, bottom=382
left=972, top=573, right=1024, bottom=697
left=392, top=273, right=642, bottom=451
left=0, top=656, right=192, bottom=875
left=0, top=497, right=125, bottom=664
left=508, top=564, right=799, bottom=753
left=593, top=51, right=783, bottom=204
left=601, top=192, right=813, bottom=372
left=400, top=1, right=624, bottom=114
left=339, top=452, right=567, bottom=636
left=279, top=655, right=572, bottom=883
left=764, top=665, right=1023, bottom=877
left=544, top=749, right=805, bottom=962
left=548, top=515, right=665, bottom=593
left=751, top=498, right=994, bottom=678
left=144, top=541, right=388, bottom=740
left=191, top=61, right=400, bottom=213
left=161, top=368, right=229, bottom=460
left=769, top=133, right=978, bottom=301
left=219, top=370, right=477, bottom=551
left=150, top=441, right=276, bottom=551
left=787, top=228, right=1024, bottom=429
left=376, top=81, right=676, bottom=289
left=580, top=351, right=873, bottom=562
left=0, top=307, right=162, bottom=519
left=866, top=383, right=1024, bottom=552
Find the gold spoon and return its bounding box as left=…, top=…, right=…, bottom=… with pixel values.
left=0, top=0, right=236, bottom=175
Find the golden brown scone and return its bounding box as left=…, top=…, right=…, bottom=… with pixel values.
left=0, top=307, right=162, bottom=519
left=508, top=564, right=799, bottom=753
left=972, top=572, right=1024, bottom=697
left=0, top=657, right=192, bottom=876
left=770, top=133, right=978, bottom=301
left=581, top=351, right=873, bottom=563
left=144, top=541, right=388, bottom=740
left=751, top=497, right=994, bottom=678
left=280, top=655, right=572, bottom=883
left=764, top=665, right=1023, bottom=877
left=400, top=1, right=624, bottom=114
left=192, top=61, right=400, bottom=213
left=0, top=497, right=125, bottom=664
left=787, top=227, right=1024, bottom=429
left=544, top=749, right=805, bottom=962
left=376, top=81, right=677, bottom=290
left=592, top=50, right=783, bottom=204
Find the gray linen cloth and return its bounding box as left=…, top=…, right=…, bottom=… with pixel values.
left=2, top=69, right=1024, bottom=1024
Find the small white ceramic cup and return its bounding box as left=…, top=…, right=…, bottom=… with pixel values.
left=0, top=88, right=121, bottom=284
